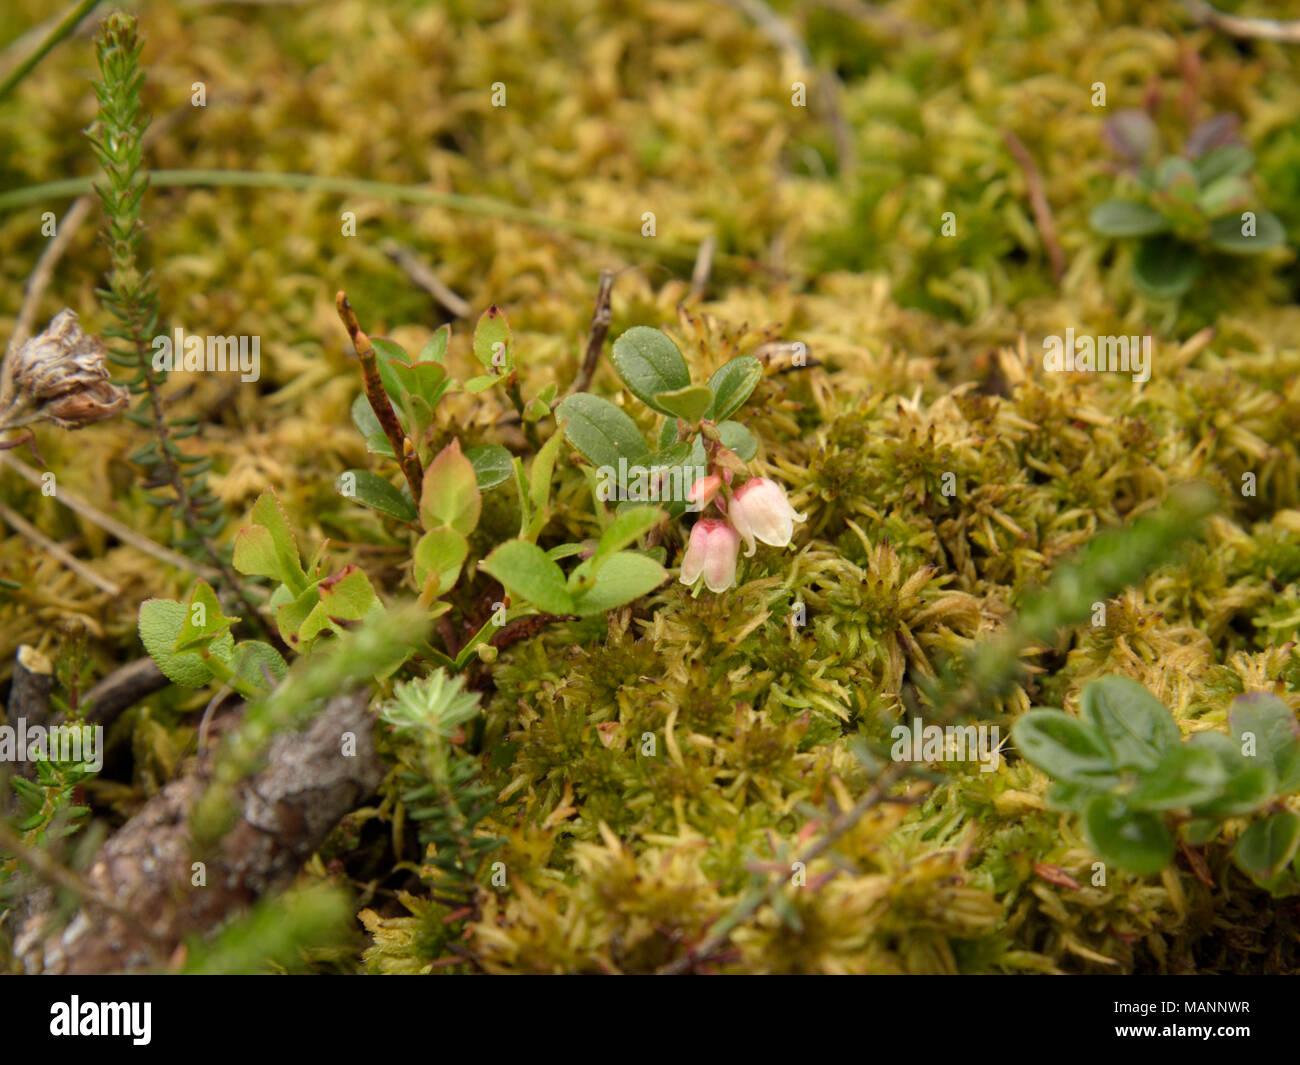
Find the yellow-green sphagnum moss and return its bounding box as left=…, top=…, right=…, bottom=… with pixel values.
left=3, top=0, right=1300, bottom=976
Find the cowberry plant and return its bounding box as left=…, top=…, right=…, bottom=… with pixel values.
left=1089, top=109, right=1286, bottom=299
left=139, top=304, right=791, bottom=687
left=1013, top=676, right=1300, bottom=891
left=555, top=326, right=802, bottom=594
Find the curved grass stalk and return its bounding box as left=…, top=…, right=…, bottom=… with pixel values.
left=0, top=169, right=761, bottom=272
left=0, top=0, right=100, bottom=102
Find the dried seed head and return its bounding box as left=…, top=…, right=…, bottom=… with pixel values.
left=1, top=310, right=128, bottom=430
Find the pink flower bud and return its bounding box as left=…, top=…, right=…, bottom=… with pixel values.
left=728, top=477, right=805, bottom=556
left=687, top=473, right=722, bottom=508
left=679, top=517, right=740, bottom=593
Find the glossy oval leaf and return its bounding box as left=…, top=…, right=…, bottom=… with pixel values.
left=1083, top=794, right=1174, bottom=874
left=718, top=420, right=757, bottom=461
left=706, top=355, right=763, bottom=421
left=1133, top=236, right=1200, bottom=299
left=610, top=327, right=690, bottom=413
left=654, top=384, right=714, bottom=425
left=1208, top=210, right=1286, bottom=254
left=339, top=469, right=418, bottom=523
left=555, top=393, right=649, bottom=468
left=1125, top=746, right=1226, bottom=811
left=1080, top=675, right=1180, bottom=772
left=1234, top=811, right=1300, bottom=881
left=1088, top=199, right=1170, bottom=238
left=1011, top=709, right=1118, bottom=786
left=465, top=444, right=514, bottom=491
left=569, top=551, right=667, bottom=616
left=472, top=305, right=513, bottom=372
left=481, top=539, right=573, bottom=615
left=1193, top=144, right=1254, bottom=186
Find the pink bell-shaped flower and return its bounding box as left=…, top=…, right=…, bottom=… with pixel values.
left=728, top=477, right=805, bottom=556
left=679, top=517, right=740, bottom=592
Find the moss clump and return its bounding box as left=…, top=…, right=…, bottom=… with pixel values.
left=4, top=0, right=1300, bottom=974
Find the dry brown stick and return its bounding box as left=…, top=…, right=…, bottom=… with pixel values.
left=1181, top=0, right=1300, bottom=43
left=658, top=661, right=1002, bottom=974
left=563, top=269, right=615, bottom=401
left=814, top=0, right=928, bottom=38
left=659, top=756, right=914, bottom=974
left=722, top=0, right=855, bottom=178
left=1002, top=129, right=1066, bottom=286
left=1, top=645, right=53, bottom=790
left=690, top=235, right=717, bottom=300
left=7, top=96, right=233, bottom=358
left=15, top=690, right=384, bottom=973
left=379, top=238, right=472, bottom=319
left=0, top=502, right=121, bottom=596
left=7, top=198, right=95, bottom=356
left=0, top=451, right=221, bottom=581
left=83, top=657, right=168, bottom=726
left=336, top=291, right=424, bottom=502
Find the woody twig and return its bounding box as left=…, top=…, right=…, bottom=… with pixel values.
left=336, top=291, right=424, bottom=503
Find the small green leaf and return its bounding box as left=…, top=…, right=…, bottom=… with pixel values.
left=1125, top=746, right=1226, bottom=811
left=1187, top=731, right=1278, bottom=816
left=465, top=444, right=514, bottom=491
left=706, top=355, right=763, bottom=421
left=388, top=359, right=450, bottom=412
left=233, top=489, right=308, bottom=595
left=1229, top=693, right=1300, bottom=791
left=352, top=393, right=396, bottom=456
left=1208, top=210, right=1286, bottom=254
left=1196, top=175, right=1251, bottom=217
left=1234, top=811, right=1300, bottom=881
left=1045, top=780, right=1096, bottom=813
left=481, top=540, right=574, bottom=614
left=569, top=551, right=667, bottom=615
left=588, top=505, right=663, bottom=574
left=610, top=327, right=691, bottom=413
left=277, top=585, right=322, bottom=649
left=1011, top=709, right=1118, bottom=786
left=1080, top=675, right=1180, bottom=772
left=529, top=426, right=569, bottom=518
left=718, top=420, right=757, bottom=461
left=1088, top=199, right=1170, bottom=238
left=658, top=417, right=683, bottom=450
left=173, top=579, right=237, bottom=653
left=370, top=337, right=410, bottom=407
left=1133, top=236, right=1200, bottom=299
left=1183, top=819, right=1219, bottom=847
left=464, top=374, right=501, bottom=393
left=1083, top=794, right=1174, bottom=874
left=653, top=384, right=714, bottom=425
left=418, top=324, right=451, bottom=364
left=317, top=564, right=378, bottom=621
left=1193, top=144, right=1254, bottom=186
left=421, top=439, right=481, bottom=536
left=555, top=393, right=649, bottom=468
left=546, top=542, right=588, bottom=561
left=138, top=599, right=234, bottom=688
left=1153, top=156, right=1199, bottom=194
left=413, top=527, right=469, bottom=594
left=340, top=470, right=418, bottom=523
left=652, top=440, right=695, bottom=470
left=228, top=641, right=288, bottom=692
left=472, top=305, right=513, bottom=373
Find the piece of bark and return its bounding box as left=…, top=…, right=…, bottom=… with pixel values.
left=16, top=690, right=384, bottom=973
left=7, top=644, right=54, bottom=729
left=6, top=645, right=54, bottom=785
left=83, top=657, right=169, bottom=726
